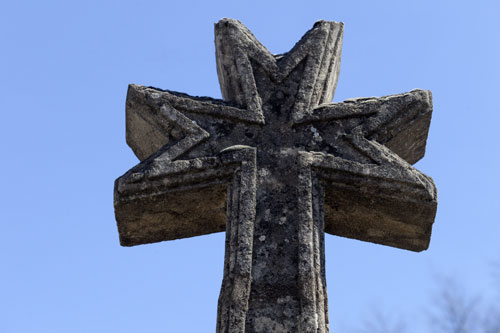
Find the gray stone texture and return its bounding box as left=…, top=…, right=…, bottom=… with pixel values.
left=114, top=18, right=437, bottom=332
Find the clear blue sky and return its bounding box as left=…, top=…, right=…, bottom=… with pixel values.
left=1, top=0, right=499, bottom=332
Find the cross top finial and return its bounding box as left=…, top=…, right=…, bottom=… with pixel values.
left=115, top=18, right=437, bottom=332
left=215, top=18, right=343, bottom=123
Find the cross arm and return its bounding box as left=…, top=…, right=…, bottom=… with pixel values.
left=297, top=89, right=433, bottom=165
left=304, top=133, right=437, bottom=252
left=114, top=146, right=256, bottom=246
left=125, top=84, right=263, bottom=161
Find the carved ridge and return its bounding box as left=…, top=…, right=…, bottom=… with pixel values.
left=296, top=152, right=328, bottom=332
left=216, top=146, right=257, bottom=333
left=131, top=84, right=265, bottom=124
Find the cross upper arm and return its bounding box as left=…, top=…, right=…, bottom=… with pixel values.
left=298, top=89, right=433, bottom=165
left=125, top=84, right=263, bottom=161
left=215, top=18, right=344, bottom=122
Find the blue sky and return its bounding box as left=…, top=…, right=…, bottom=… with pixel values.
left=1, top=0, right=499, bottom=332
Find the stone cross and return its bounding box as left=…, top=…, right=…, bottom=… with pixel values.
left=114, top=18, right=437, bottom=332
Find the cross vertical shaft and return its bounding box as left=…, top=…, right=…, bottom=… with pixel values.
left=217, top=154, right=329, bottom=332
left=212, top=19, right=343, bottom=330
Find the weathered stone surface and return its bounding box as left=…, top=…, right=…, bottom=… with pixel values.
left=114, top=18, right=437, bottom=332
